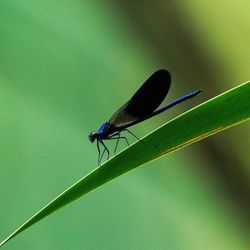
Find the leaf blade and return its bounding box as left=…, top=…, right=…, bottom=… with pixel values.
left=1, top=81, right=249, bottom=247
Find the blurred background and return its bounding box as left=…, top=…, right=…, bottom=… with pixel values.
left=0, top=1, right=249, bottom=249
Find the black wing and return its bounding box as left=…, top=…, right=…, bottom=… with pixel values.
left=109, top=69, right=171, bottom=127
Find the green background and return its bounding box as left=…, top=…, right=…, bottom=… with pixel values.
left=0, top=1, right=249, bottom=249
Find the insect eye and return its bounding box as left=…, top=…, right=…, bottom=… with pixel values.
left=88, top=132, right=97, bottom=142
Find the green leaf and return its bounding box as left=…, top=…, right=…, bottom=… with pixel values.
left=1, top=81, right=249, bottom=247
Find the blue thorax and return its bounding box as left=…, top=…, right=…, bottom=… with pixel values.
left=97, top=122, right=111, bottom=136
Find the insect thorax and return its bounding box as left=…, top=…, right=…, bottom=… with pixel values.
left=97, top=122, right=116, bottom=138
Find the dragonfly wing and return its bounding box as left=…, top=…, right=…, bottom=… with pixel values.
left=109, top=69, right=171, bottom=127
left=108, top=101, right=137, bottom=126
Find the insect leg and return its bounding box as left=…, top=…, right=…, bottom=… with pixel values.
left=97, top=140, right=101, bottom=165
left=124, top=129, right=141, bottom=142
left=114, top=133, right=120, bottom=154
left=98, top=148, right=107, bottom=165
left=108, top=134, right=129, bottom=154
left=120, top=136, right=129, bottom=146
left=107, top=133, right=121, bottom=154
left=97, top=139, right=108, bottom=165
left=99, top=140, right=110, bottom=161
